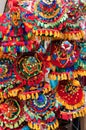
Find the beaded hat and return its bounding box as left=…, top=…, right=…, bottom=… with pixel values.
left=33, top=0, right=67, bottom=29
left=15, top=52, right=46, bottom=85
left=0, top=98, right=25, bottom=129
left=24, top=92, right=59, bottom=130
left=47, top=40, right=80, bottom=68
left=0, top=53, right=24, bottom=99
left=56, top=80, right=84, bottom=110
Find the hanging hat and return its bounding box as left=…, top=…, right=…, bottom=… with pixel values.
left=0, top=98, right=25, bottom=129
left=48, top=41, right=80, bottom=68
left=14, top=52, right=47, bottom=86
left=56, top=80, right=84, bottom=110
left=24, top=92, right=59, bottom=129
left=0, top=6, right=35, bottom=52
left=24, top=93, right=56, bottom=115
left=33, top=0, right=67, bottom=29
left=0, top=53, right=24, bottom=99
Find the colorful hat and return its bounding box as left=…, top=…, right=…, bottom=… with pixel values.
left=31, top=0, right=85, bottom=40
left=48, top=40, right=80, bottom=68
left=56, top=80, right=84, bottom=110
left=0, top=7, right=35, bottom=52
left=24, top=93, right=56, bottom=115
left=0, top=98, right=25, bottom=129
left=48, top=41, right=86, bottom=81
left=0, top=53, right=24, bottom=99
left=24, top=93, right=59, bottom=129
left=15, top=52, right=47, bottom=85
left=33, top=0, right=67, bottom=29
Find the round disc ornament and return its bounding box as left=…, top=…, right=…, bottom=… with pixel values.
left=24, top=93, right=56, bottom=116
left=0, top=53, right=24, bottom=98
left=15, top=53, right=42, bottom=79
left=33, top=0, right=67, bottom=28
left=50, top=41, right=80, bottom=68
left=15, top=52, right=47, bottom=86
left=56, top=80, right=84, bottom=110
left=0, top=98, right=25, bottom=129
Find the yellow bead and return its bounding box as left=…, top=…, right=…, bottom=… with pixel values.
left=54, top=31, right=57, bottom=37
left=23, top=95, right=26, bottom=100
left=35, top=93, right=38, bottom=99
left=50, top=31, right=53, bottom=36
left=45, top=31, right=48, bottom=36
left=36, top=30, right=38, bottom=36
left=31, top=93, right=35, bottom=99
left=27, top=94, right=31, bottom=99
